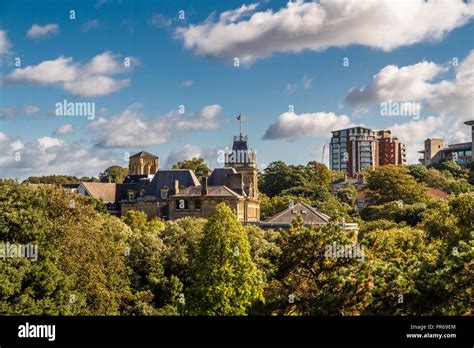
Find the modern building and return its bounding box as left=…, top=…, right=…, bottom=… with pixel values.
left=418, top=138, right=445, bottom=166
left=418, top=139, right=472, bottom=166
left=330, top=126, right=377, bottom=177
left=376, top=130, right=406, bottom=166
left=464, top=120, right=474, bottom=161
left=330, top=126, right=406, bottom=177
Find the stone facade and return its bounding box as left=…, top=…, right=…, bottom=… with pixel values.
left=119, top=132, right=261, bottom=222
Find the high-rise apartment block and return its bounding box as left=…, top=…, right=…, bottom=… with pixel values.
left=376, top=130, right=406, bottom=166
left=330, top=127, right=406, bottom=177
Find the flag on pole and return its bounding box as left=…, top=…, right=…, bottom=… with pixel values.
left=236, top=114, right=241, bottom=121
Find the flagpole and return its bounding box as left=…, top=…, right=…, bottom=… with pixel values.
left=240, top=113, right=242, bottom=136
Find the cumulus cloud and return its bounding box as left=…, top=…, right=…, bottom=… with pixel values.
left=89, top=104, right=222, bottom=148
left=263, top=111, right=351, bottom=140
left=0, top=133, right=115, bottom=180
left=0, top=30, right=12, bottom=55
left=26, top=23, right=59, bottom=39
left=5, top=51, right=136, bottom=97
left=345, top=62, right=448, bottom=105
left=165, top=144, right=217, bottom=168
left=175, top=0, right=474, bottom=65
left=346, top=50, right=474, bottom=163
left=54, top=124, right=74, bottom=135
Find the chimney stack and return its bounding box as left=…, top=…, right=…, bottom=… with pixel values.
left=201, top=176, right=208, bottom=196
left=174, top=180, right=179, bottom=195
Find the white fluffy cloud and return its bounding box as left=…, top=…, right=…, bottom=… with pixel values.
left=346, top=50, right=474, bottom=163
left=175, top=0, right=474, bottom=65
left=263, top=111, right=351, bottom=140
left=5, top=51, right=136, bottom=97
left=89, top=104, right=222, bottom=148
left=345, top=62, right=448, bottom=105
left=54, top=124, right=74, bottom=135
left=0, top=30, right=12, bottom=55
left=26, top=23, right=59, bottom=39
left=0, top=133, right=115, bottom=180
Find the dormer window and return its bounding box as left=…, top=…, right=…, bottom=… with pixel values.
left=160, top=187, right=169, bottom=199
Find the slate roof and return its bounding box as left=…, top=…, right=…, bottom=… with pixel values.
left=123, top=174, right=149, bottom=184
left=145, top=169, right=200, bottom=196
left=261, top=202, right=330, bottom=226
left=208, top=167, right=237, bottom=186
left=169, top=185, right=241, bottom=198
left=129, top=151, right=158, bottom=158
left=80, top=182, right=117, bottom=203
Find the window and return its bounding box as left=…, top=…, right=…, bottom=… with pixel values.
left=128, top=191, right=135, bottom=201
left=194, top=199, right=201, bottom=211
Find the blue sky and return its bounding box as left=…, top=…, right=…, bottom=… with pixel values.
left=1, top=0, right=473, bottom=179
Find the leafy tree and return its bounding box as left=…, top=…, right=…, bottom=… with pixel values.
left=172, top=157, right=210, bottom=179
left=24, top=175, right=81, bottom=185
left=0, top=180, right=132, bottom=315
left=430, top=160, right=469, bottom=180
left=360, top=226, right=441, bottom=315
left=186, top=203, right=264, bottom=315
left=365, top=165, right=427, bottom=204
left=259, top=161, right=308, bottom=197
left=335, top=182, right=357, bottom=207
left=408, top=164, right=428, bottom=182
left=99, top=165, right=129, bottom=183
left=306, top=161, right=332, bottom=188
left=264, top=221, right=370, bottom=315
left=244, top=225, right=281, bottom=280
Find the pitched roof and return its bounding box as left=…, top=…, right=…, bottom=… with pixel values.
left=169, top=185, right=241, bottom=198
left=262, top=201, right=330, bottom=226
left=208, top=167, right=237, bottom=186
left=144, top=169, right=200, bottom=196
left=80, top=182, right=117, bottom=203
left=129, top=151, right=158, bottom=159
left=123, top=174, right=149, bottom=183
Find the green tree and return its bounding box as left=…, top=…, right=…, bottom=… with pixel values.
left=172, top=157, right=210, bottom=179
left=306, top=161, right=332, bottom=188
left=0, top=180, right=132, bottom=315
left=99, top=165, right=128, bottom=183
left=186, top=203, right=264, bottom=315
left=24, top=175, right=81, bottom=185
left=408, top=164, right=428, bottom=182
left=366, top=165, right=427, bottom=204
left=264, top=221, right=370, bottom=315
left=259, top=161, right=308, bottom=197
